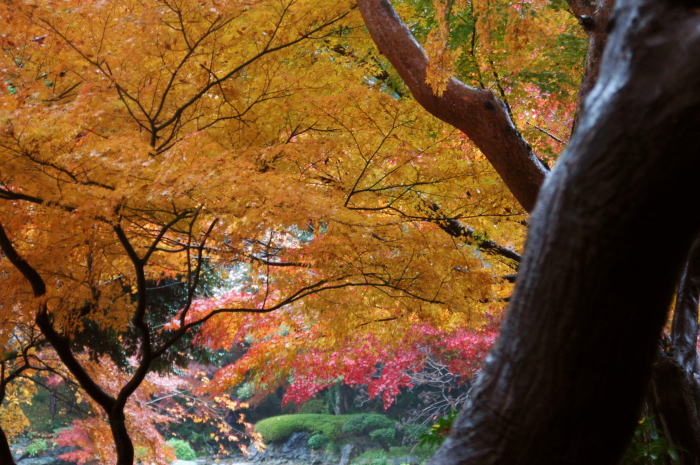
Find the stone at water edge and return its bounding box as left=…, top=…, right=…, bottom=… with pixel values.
left=337, top=443, right=355, bottom=465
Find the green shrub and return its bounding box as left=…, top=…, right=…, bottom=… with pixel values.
left=369, top=427, right=396, bottom=443
left=26, top=439, right=49, bottom=457
left=256, top=414, right=353, bottom=443
left=255, top=413, right=400, bottom=445
left=341, top=415, right=366, bottom=435
left=363, top=415, right=394, bottom=432
left=166, top=438, right=197, bottom=461
left=307, top=433, right=329, bottom=449
left=419, top=410, right=458, bottom=448
left=369, top=427, right=397, bottom=451
left=342, top=414, right=394, bottom=435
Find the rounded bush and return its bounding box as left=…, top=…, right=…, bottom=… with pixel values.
left=166, top=438, right=197, bottom=460
left=342, top=414, right=394, bottom=435
left=370, top=427, right=397, bottom=443
left=307, top=433, right=329, bottom=449
left=255, top=414, right=346, bottom=443
left=362, top=415, right=394, bottom=432
left=341, top=415, right=366, bottom=435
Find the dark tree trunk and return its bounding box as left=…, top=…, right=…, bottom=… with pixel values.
left=36, top=308, right=140, bottom=465
left=109, top=409, right=135, bottom=465
left=650, top=352, right=700, bottom=464
left=0, top=425, right=16, bottom=465
left=426, top=0, right=700, bottom=463
left=49, top=387, right=58, bottom=421
left=671, top=238, right=700, bottom=376
left=650, top=237, right=700, bottom=464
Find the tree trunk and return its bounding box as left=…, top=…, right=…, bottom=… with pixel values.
left=650, top=352, right=700, bottom=464
left=109, top=408, right=135, bottom=465
left=0, top=426, right=16, bottom=465
left=331, top=382, right=344, bottom=415
left=427, top=0, right=700, bottom=463
left=650, top=237, right=700, bottom=464
left=671, top=238, right=700, bottom=376
left=49, top=387, right=58, bottom=422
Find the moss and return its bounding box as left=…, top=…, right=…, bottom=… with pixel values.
left=255, top=413, right=366, bottom=443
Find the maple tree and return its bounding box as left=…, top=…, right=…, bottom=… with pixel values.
left=1, top=0, right=696, bottom=465
left=0, top=0, right=533, bottom=463
left=187, top=0, right=584, bottom=426
left=192, top=0, right=585, bottom=418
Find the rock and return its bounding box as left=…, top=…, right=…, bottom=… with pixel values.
left=337, top=443, right=355, bottom=465
left=248, top=431, right=330, bottom=465
left=281, top=432, right=310, bottom=457
left=16, top=458, right=56, bottom=465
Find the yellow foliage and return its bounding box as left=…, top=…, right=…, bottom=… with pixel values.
left=0, top=379, right=34, bottom=439
left=0, top=0, right=543, bottom=449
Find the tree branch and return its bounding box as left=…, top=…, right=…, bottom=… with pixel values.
left=357, top=0, right=547, bottom=212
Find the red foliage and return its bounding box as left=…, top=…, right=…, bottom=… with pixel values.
left=280, top=324, right=497, bottom=409
left=56, top=420, right=98, bottom=465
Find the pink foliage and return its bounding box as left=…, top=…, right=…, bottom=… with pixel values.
left=56, top=421, right=97, bottom=465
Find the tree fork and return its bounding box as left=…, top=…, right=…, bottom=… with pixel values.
left=0, top=222, right=139, bottom=464
left=357, top=0, right=546, bottom=212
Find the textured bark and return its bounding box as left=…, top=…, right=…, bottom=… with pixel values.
left=569, top=0, right=617, bottom=110
left=649, top=237, right=700, bottom=464
left=425, top=0, right=700, bottom=463
left=671, top=238, right=700, bottom=375
left=439, top=217, right=522, bottom=268
left=357, top=0, right=546, bottom=212
left=650, top=352, right=700, bottom=464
